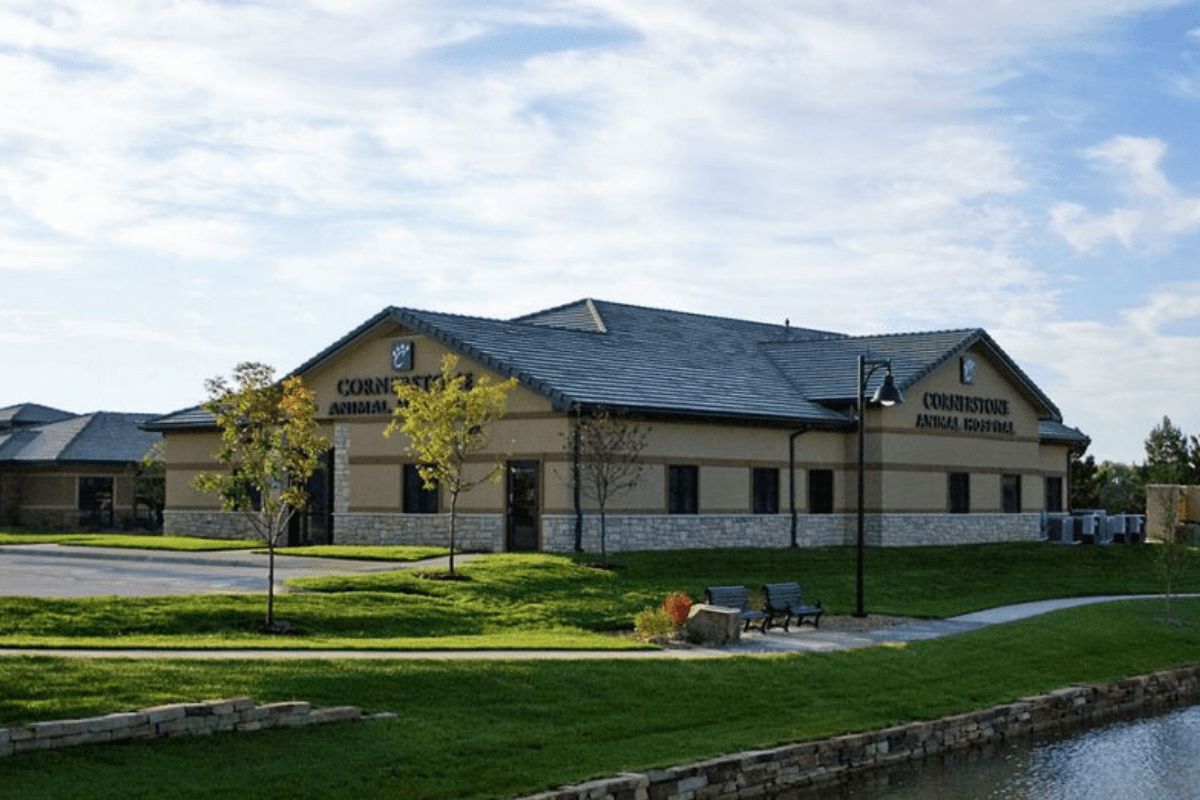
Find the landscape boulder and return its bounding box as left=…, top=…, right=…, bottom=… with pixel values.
left=686, top=603, right=741, bottom=646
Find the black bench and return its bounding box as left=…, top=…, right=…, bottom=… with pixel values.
left=762, top=582, right=824, bottom=631
left=703, top=585, right=768, bottom=632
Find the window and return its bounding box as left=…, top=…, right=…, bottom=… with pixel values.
left=752, top=468, right=779, bottom=514
left=79, top=476, right=114, bottom=528
left=668, top=465, right=698, bottom=514
left=1045, top=476, right=1064, bottom=513
left=403, top=464, right=439, bottom=514
left=948, top=472, right=970, bottom=514
left=808, top=469, right=834, bottom=514
left=1002, top=474, right=1022, bottom=513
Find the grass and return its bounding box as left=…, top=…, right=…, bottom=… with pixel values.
left=1, top=540, right=1199, bottom=798
left=2, top=598, right=1199, bottom=800
left=0, top=530, right=261, bottom=551
left=267, top=544, right=450, bottom=561
left=0, top=544, right=1192, bottom=649
left=0, top=530, right=449, bottom=560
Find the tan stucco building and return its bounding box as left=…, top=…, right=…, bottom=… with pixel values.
left=146, top=299, right=1089, bottom=552
left=0, top=404, right=162, bottom=530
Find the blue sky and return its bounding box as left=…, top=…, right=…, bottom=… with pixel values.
left=2, top=0, right=1200, bottom=464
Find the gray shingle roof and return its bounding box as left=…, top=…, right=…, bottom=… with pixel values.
left=144, top=299, right=1078, bottom=436
left=1038, top=420, right=1091, bottom=447
left=0, top=413, right=161, bottom=465
left=0, top=403, right=75, bottom=431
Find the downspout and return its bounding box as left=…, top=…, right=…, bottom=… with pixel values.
left=572, top=405, right=583, bottom=552
left=789, top=426, right=812, bottom=547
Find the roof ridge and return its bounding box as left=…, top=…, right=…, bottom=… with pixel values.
left=587, top=298, right=841, bottom=338
left=839, top=326, right=982, bottom=341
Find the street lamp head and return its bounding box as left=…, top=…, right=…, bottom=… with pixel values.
left=871, top=372, right=903, bottom=406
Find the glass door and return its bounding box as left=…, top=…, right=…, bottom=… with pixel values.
left=506, top=460, right=540, bottom=551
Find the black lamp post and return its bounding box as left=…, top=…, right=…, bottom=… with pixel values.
left=855, top=355, right=903, bottom=618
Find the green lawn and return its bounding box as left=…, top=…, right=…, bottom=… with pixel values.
left=0, top=544, right=1192, bottom=649
left=0, top=530, right=261, bottom=551
left=2, top=598, right=1199, bottom=800
left=1, top=542, right=1198, bottom=799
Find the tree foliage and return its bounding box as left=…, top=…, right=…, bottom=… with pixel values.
left=385, top=354, right=518, bottom=575
left=1143, top=415, right=1195, bottom=486
left=1070, top=452, right=1101, bottom=510
left=1097, top=461, right=1145, bottom=514
left=1072, top=415, right=1200, bottom=516
left=191, top=363, right=328, bottom=629
left=133, top=441, right=166, bottom=530
left=1152, top=486, right=1193, bottom=624
left=571, top=406, right=649, bottom=564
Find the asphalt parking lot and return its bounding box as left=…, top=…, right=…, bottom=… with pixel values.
left=0, top=543, right=404, bottom=598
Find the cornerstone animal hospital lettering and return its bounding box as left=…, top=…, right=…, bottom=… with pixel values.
left=915, top=391, right=1016, bottom=435
left=327, top=373, right=475, bottom=417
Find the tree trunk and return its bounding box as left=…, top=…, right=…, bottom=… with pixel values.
left=267, top=540, right=276, bottom=628
left=448, top=491, right=459, bottom=576
left=599, top=505, right=608, bottom=566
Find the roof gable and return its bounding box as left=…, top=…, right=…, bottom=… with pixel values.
left=763, top=329, right=1064, bottom=422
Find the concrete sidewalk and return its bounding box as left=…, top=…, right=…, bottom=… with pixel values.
left=0, top=543, right=1186, bottom=659
left=0, top=594, right=1182, bottom=661
left=726, top=594, right=1184, bottom=656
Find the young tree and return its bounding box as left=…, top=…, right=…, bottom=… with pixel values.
left=133, top=440, right=166, bottom=530
left=571, top=406, right=648, bottom=565
left=385, top=354, right=518, bottom=576
left=1152, top=486, right=1192, bottom=625
left=192, top=363, right=328, bottom=631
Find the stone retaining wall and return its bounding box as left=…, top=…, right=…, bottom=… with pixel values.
left=0, top=698, right=374, bottom=757
left=518, top=663, right=1200, bottom=800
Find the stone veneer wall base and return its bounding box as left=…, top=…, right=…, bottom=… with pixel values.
left=540, top=512, right=1040, bottom=553
left=169, top=509, right=1042, bottom=551
left=515, top=663, right=1200, bottom=800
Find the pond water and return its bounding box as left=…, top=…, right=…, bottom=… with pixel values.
left=799, top=705, right=1200, bottom=800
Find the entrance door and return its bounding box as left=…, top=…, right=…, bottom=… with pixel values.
left=289, top=449, right=334, bottom=546
left=506, top=460, right=540, bottom=552
left=79, top=477, right=114, bottom=529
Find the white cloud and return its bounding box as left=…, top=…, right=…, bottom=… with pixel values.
left=0, top=0, right=1196, bottom=459
left=1049, top=136, right=1200, bottom=252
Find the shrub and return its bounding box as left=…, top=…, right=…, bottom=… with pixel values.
left=663, top=592, right=692, bottom=625
left=633, top=606, right=677, bottom=641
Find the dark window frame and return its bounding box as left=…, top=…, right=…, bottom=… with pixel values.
left=1045, top=476, right=1064, bottom=513
left=403, top=463, right=439, bottom=514
left=1002, top=474, right=1022, bottom=514
left=668, top=465, right=699, bottom=515
left=949, top=472, right=970, bottom=514
left=752, top=467, right=780, bottom=514
left=808, top=469, right=834, bottom=515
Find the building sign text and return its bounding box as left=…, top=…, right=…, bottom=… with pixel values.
left=915, top=391, right=1015, bottom=436
left=326, top=373, right=475, bottom=417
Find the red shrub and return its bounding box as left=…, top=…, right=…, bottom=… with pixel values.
left=663, top=592, right=693, bottom=626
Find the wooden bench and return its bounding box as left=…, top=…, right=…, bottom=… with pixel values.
left=762, top=582, right=824, bottom=631
left=703, top=585, right=768, bottom=632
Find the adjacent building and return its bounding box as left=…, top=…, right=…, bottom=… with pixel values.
left=145, top=299, right=1089, bottom=552
left=0, top=405, right=163, bottom=530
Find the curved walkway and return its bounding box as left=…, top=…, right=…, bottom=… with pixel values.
left=0, top=594, right=1184, bottom=661
left=0, top=543, right=1187, bottom=660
